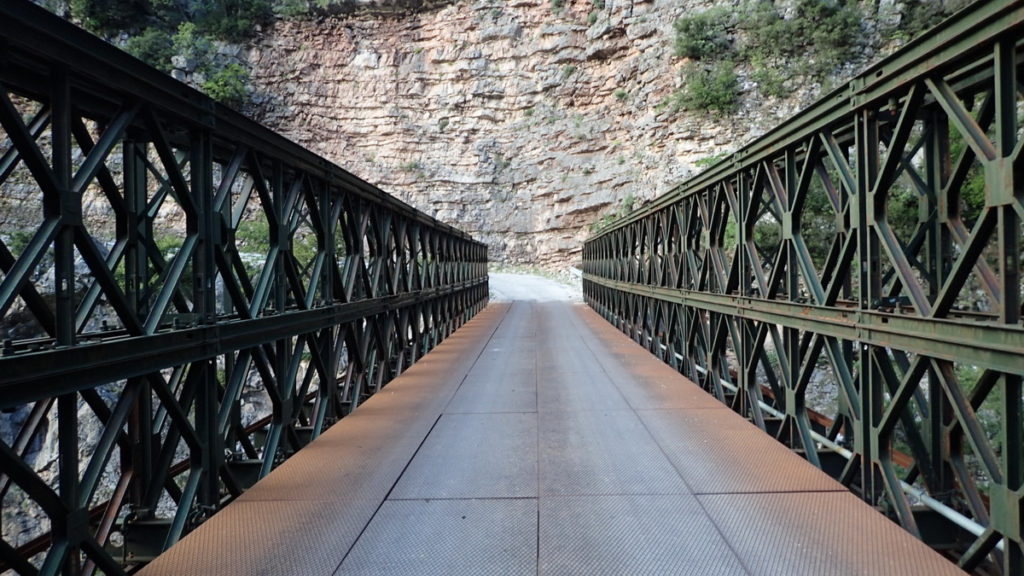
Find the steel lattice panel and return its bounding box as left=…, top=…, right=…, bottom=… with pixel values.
left=581, top=1, right=1024, bottom=572
left=0, top=2, right=489, bottom=574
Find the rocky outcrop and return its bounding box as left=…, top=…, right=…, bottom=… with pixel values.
left=246, top=0, right=869, bottom=266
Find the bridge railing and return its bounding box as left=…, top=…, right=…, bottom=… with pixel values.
left=583, top=1, right=1023, bottom=573
left=0, top=3, right=487, bottom=574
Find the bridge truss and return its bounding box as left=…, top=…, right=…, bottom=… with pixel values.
left=584, top=1, right=1023, bottom=573
left=0, top=3, right=487, bottom=574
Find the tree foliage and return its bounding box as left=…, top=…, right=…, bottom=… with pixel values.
left=202, top=63, right=250, bottom=107
left=62, top=0, right=274, bottom=109
left=671, top=0, right=862, bottom=104
left=70, top=0, right=149, bottom=34
left=69, top=0, right=273, bottom=41
left=192, top=0, right=273, bottom=42
left=124, top=27, right=175, bottom=72
left=740, top=0, right=861, bottom=75
left=674, top=7, right=733, bottom=61
left=897, top=0, right=973, bottom=40
left=675, top=61, right=738, bottom=116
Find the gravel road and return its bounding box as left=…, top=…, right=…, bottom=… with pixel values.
left=488, top=272, right=582, bottom=302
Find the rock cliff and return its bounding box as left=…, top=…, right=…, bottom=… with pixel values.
left=246, top=0, right=885, bottom=266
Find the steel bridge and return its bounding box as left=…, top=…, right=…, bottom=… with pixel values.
left=0, top=0, right=1021, bottom=575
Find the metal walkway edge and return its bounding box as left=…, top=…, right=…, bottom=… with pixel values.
left=140, top=302, right=964, bottom=575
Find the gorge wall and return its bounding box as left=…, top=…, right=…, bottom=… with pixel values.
left=244, top=0, right=897, bottom=267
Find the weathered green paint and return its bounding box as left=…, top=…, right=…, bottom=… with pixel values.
left=0, top=3, right=488, bottom=574
left=583, top=0, right=1024, bottom=573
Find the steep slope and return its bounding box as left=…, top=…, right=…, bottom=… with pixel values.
left=247, top=0, right=875, bottom=266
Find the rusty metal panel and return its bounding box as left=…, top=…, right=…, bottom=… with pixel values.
left=699, top=491, right=967, bottom=575
left=140, top=499, right=380, bottom=576
left=337, top=499, right=537, bottom=576
left=539, top=408, right=690, bottom=496
left=640, top=409, right=846, bottom=494
left=391, top=412, right=538, bottom=499
left=235, top=413, right=431, bottom=504
left=539, top=494, right=748, bottom=576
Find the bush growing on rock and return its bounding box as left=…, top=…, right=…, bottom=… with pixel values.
left=740, top=0, right=861, bottom=78
left=69, top=0, right=147, bottom=35
left=203, top=63, right=250, bottom=107
left=125, top=27, right=176, bottom=72
left=194, top=0, right=274, bottom=42
left=674, top=61, right=738, bottom=116
left=673, top=0, right=861, bottom=102
left=673, top=7, right=733, bottom=61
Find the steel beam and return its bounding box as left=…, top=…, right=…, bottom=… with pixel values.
left=0, top=3, right=488, bottom=575
left=583, top=1, right=1024, bottom=573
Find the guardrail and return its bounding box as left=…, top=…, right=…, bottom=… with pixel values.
left=583, top=1, right=1023, bottom=573
left=0, top=3, right=487, bottom=574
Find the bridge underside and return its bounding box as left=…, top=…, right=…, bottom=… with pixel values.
left=140, top=301, right=960, bottom=576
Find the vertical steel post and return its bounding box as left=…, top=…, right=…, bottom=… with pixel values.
left=50, top=62, right=81, bottom=576
left=994, top=36, right=1023, bottom=574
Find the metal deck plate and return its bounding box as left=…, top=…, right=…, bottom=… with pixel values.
left=391, top=412, right=538, bottom=499
left=639, top=409, right=844, bottom=494
left=483, top=300, right=537, bottom=339
left=533, top=303, right=634, bottom=412
left=571, top=308, right=732, bottom=410
left=699, top=491, right=967, bottom=575
left=536, top=346, right=608, bottom=376
left=603, top=361, right=728, bottom=410
left=238, top=412, right=430, bottom=503
left=539, top=408, right=689, bottom=495
left=142, top=499, right=378, bottom=576
left=139, top=301, right=967, bottom=576
left=539, top=494, right=749, bottom=575
left=536, top=370, right=631, bottom=412
left=346, top=305, right=510, bottom=419
left=336, top=498, right=537, bottom=576
left=446, top=301, right=538, bottom=413
left=446, top=351, right=537, bottom=413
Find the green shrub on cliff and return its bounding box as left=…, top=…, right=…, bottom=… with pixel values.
left=674, top=61, right=738, bottom=116
left=673, top=7, right=733, bottom=61
left=69, top=0, right=147, bottom=35
left=203, top=63, right=250, bottom=107
left=740, top=0, right=861, bottom=78
left=194, top=0, right=274, bottom=42
left=672, top=0, right=861, bottom=103
left=125, top=27, right=175, bottom=72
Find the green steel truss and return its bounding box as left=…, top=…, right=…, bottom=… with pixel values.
left=0, top=3, right=487, bottom=574
left=583, top=1, right=1023, bottom=573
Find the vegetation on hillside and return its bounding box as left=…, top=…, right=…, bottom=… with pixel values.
left=52, top=0, right=462, bottom=106
left=590, top=194, right=637, bottom=232
left=663, top=0, right=988, bottom=281
left=48, top=0, right=274, bottom=106
left=668, top=0, right=972, bottom=115
left=77, top=0, right=270, bottom=39
left=667, top=0, right=862, bottom=115
left=51, top=0, right=975, bottom=113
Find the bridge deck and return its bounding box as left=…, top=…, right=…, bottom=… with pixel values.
left=140, top=301, right=963, bottom=576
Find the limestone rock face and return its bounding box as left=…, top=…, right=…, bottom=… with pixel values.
left=246, top=0, right=837, bottom=266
